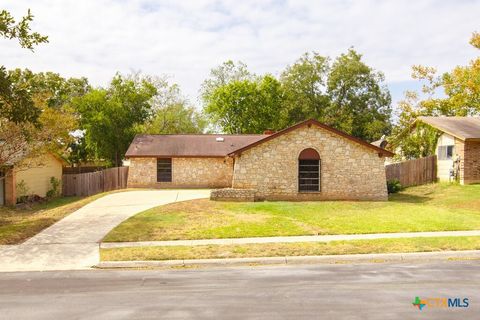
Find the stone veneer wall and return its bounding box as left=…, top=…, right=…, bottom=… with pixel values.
left=127, top=157, right=233, bottom=188
left=210, top=188, right=256, bottom=201
left=455, top=139, right=480, bottom=184
left=232, top=125, right=388, bottom=201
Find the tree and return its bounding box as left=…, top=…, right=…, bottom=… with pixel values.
left=137, top=74, right=206, bottom=134
left=0, top=9, right=48, bottom=50
left=74, top=74, right=157, bottom=166
left=279, top=52, right=330, bottom=126
left=203, top=75, right=285, bottom=133
left=326, top=49, right=392, bottom=141
left=0, top=9, right=50, bottom=168
left=279, top=50, right=391, bottom=140
left=0, top=66, right=39, bottom=124
left=200, top=60, right=252, bottom=104
left=0, top=9, right=48, bottom=125
left=8, top=69, right=90, bottom=109
left=143, top=103, right=206, bottom=134
left=202, top=51, right=392, bottom=137
left=0, top=95, right=77, bottom=167
left=389, top=91, right=442, bottom=159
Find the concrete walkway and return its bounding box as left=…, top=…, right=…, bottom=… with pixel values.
left=101, top=230, right=480, bottom=248
left=0, top=190, right=210, bottom=272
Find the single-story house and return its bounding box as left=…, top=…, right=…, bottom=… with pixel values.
left=0, top=153, right=66, bottom=206
left=416, top=116, right=480, bottom=184
left=126, top=119, right=393, bottom=201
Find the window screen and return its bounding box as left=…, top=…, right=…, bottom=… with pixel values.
left=438, top=145, right=454, bottom=160
left=157, top=158, right=172, bottom=182
left=298, top=159, right=320, bottom=192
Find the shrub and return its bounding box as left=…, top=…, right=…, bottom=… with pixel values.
left=16, top=180, right=30, bottom=203
left=387, top=179, right=403, bottom=194
left=46, top=176, right=60, bottom=199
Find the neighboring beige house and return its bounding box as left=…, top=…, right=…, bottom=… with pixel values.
left=1, top=153, right=66, bottom=206
left=126, top=119, right=393, bottom=201
left=416, top=116, right=480, bottom=184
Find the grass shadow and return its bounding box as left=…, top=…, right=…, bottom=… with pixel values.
left=388, top=193, right=432, bottom=204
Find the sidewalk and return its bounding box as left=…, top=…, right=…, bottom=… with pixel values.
left=100, top=230, right=480, bottom=249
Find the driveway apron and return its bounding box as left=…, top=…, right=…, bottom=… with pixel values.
left=0, top=190, right=210, bottom=272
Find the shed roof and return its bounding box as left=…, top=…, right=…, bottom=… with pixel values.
left=125, top=134, right=267, bottom=158
left=417, top=116, right=480, bottom=141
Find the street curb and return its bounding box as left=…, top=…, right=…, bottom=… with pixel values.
left=96, top=250, right=480, bottom=269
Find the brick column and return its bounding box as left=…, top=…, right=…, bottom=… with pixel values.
left=464, top=141, right=480, bottom=184
left=4, top=168, right=16, bottom=206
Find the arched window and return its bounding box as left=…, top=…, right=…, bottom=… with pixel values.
left=298, top=148, right=320, bottom=192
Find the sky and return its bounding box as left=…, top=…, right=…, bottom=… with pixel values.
left=1, top=0, right=479, bottom=109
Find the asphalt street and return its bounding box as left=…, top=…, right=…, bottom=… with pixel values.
left=0, top=260, right=478, bottom=319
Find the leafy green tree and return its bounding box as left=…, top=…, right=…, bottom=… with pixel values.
left=0, top=9, right=48, bottom=50
left=204, top=50, right=392, bottom=138
left=8, top=69, right=90, bottom=108
left=74, top=74, right=157, bottom=166
left=326, top=49, right=392, bottom=141
left=136, top=74, right=206, bottom=134
left=144, top=103, right=206, bottom=134
left=0, top=9, right=48, bottom=125
left=204, top=75, right=284, bottom=133
left=0, top=66, right=39, bottom=124
left=201, top=60, right=252, bottom=104
left=279, top=52, right=330, bottom=126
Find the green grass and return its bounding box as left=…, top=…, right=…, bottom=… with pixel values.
left=0, top=193, right=110, bottom=244
left=103, top=183, right=480, bottom=242
left=100, top=236, right=480, bottom=261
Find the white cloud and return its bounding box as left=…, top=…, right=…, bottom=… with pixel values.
left=1, top=0, right=479, bottom=106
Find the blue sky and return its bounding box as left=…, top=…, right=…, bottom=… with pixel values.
left=1, top=0, right=479, bottom=111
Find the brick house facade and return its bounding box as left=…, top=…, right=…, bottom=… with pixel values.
left=454, top=139, right=480, bottom=184
left=126, top=119, right=393, bottom=201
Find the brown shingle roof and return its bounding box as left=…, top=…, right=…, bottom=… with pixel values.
left=417, top=116, right=480, bottom=141
left=125, top=134, right=268, bottom=158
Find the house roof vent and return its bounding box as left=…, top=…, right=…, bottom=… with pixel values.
left=216, top=137, right=225, bottom=142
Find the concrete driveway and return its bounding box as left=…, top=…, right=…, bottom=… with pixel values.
left=0, top=190, right=210, bottom=272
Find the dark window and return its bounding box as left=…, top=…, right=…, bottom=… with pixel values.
left=157, top=158, right=172, bottom=182
left=298, top=148, right=320, bottom=192
left=438, top=145, right=454, bottom=160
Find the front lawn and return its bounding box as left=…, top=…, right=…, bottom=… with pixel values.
left=100, top=236, right=480, bottom=261
left=0, top=193, right=109, bottom=244
left=103, top=183, right=480, bottom=242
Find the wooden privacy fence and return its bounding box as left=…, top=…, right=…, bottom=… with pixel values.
left=62, top=166, right=129, bottom=197
left=385, top=155, right=437, bottom=187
